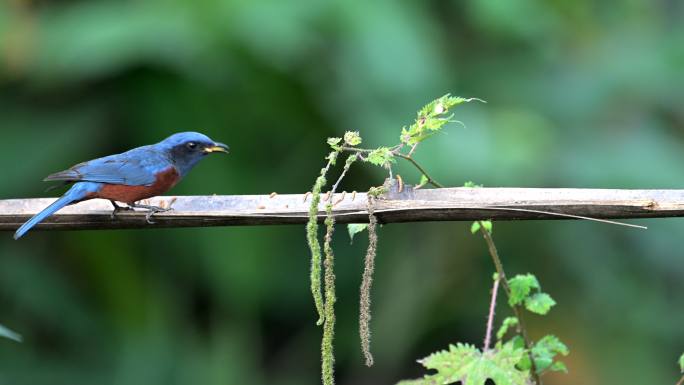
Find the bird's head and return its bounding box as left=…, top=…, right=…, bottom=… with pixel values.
left=158, top=132, right=229, bottom=176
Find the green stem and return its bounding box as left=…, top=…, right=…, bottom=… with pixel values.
left=338, top=146, right=444, bottom=189
left=394, top=154, right=443, bottom=188
left=391, top=144, right=540, bottom=383
left=331, top=154, right=358, bottom=194
left=479, top=223, right=541, bottom=385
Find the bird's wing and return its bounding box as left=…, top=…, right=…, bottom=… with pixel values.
left=44, top=147, right=171, bottom=186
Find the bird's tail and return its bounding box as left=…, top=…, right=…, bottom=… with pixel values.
left=14, top=182, right=99, bottom=240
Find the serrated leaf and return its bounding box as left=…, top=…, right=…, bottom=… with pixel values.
left=535, top=356, right=553, bottom=372
left=366, top=147, right=395, bottom=167
left=327, top=137, right=342, bottom=147
left=343, top=131, right=362, bottom=146
left=524, top=293, right=556, bottom=315
left=0, top=323, right=22, bottom=342
left=496, top=317, right=519, bottom=340
left=400, top=94, right=482, bottom=145
left=531, top=335, right=569, bottom=374
left=347, top=223, right=368, bottom=244
left=549, top=361, right=568, bottom=373
left=400, top=342, right=530, bottom=385
left=507, top=274, right=540, bottom=307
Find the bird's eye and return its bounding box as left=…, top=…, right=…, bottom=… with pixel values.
left=186, top=142, right=197, bottom=150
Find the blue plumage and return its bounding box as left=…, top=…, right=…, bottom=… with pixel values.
left=14, top=132, right=229, bottom=239
left=14, top=182, right=103, bottom=240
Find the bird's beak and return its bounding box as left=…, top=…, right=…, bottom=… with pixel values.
left=203, top=142, right=230, bottom=154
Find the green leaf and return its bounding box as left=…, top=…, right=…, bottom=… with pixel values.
left=366, top=147, right=395, bottom=167
left=416, top=174, right=429, bottom=188
left=481, top=220, right=492, bottom=233
left=0, top=323, right=22, bottom=343
left=463, top=181, right=482, bottom=188
left=507, top=274, right=557, bottom=316
left=397, top=342, right=530, bottom=385
left=508, top=335, right=529, bottom=372
left=524, top=293, right=556, bottom=315
left=531, top=335, right=569, bottom=374
left=514, top=341, right=532, bottom=371
left=516, top=355, right=532, bottom=372
left=549, top=361, right=568, bottom=373
left=507, top=274, right=540, bottom=307
left=400, top=94, right=482, bottom=145
left=678, top=352, right=683, bottom=373
left=347, top=223, right=368, bottom=244
left=327, top=137, right=342, bottom=147
left=343, top=131, right=362, bottom=146
left=496, top=317, right=519, bottom=340
left=470, top=220, right=492, bottom=234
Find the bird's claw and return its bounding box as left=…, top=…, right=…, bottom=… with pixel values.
left=144, top=207, right=172, bottom=224
left=110, top=201, right=134, bottom=220
left=128, top=202, right=173, bottom=225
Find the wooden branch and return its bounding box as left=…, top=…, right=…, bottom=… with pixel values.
left=1, top=186, right=683, bottom=232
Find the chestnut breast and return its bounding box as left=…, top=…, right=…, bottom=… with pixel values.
left=93, top=167, right=181, bottom=204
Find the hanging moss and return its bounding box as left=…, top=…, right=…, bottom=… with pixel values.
left=360, top=197, right=378, bottom=367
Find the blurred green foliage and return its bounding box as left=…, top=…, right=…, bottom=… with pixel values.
left=0, top=0, right=683, bottom=384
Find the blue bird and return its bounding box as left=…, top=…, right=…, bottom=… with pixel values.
left=14, top=132, right=229, bottom=239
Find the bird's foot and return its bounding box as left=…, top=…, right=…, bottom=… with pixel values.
left=110, top=200, right=134, bottom=220
left=128, top=203, right=173, bottom=224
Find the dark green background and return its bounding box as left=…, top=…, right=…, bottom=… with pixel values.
left=1, top=1, right=683, bottom=384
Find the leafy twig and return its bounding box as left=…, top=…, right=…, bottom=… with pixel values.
left=479, top=223, right=542, bottom=385
left=338, top=145, right=443, bottom=189
left=331, top=154, right=358, bottom=194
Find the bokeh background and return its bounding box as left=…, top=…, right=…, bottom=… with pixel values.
left=1, top=1, right=683, bottom=384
